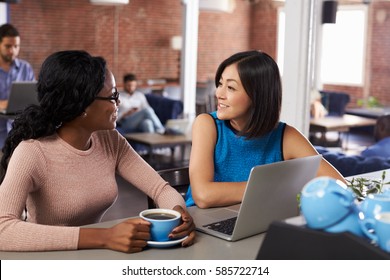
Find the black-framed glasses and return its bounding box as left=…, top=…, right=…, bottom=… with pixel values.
left=95, top=87, right=120, bottom=103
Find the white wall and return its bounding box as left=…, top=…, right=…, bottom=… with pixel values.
left=280, top=0, right=321, bottom=136
left=180, top=0, right=199, bottom=122
left=0, top=3, right=7, bottom=25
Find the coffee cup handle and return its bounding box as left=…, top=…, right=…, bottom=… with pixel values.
left=361, top=218, right=378, bottom=242
left=331, top=188, right=353, bottom=207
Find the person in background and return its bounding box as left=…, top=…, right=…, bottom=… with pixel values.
left=0, top=23, right=35, bottom=148
left=0, top=50, right=195, bottom=252
left=361, top=114, right=390, bottom=158
left=117, top=73, right=165, bottom=134
left=310, top=89, right=327, bottom=119
left=186, top=50, right=345, bottom=208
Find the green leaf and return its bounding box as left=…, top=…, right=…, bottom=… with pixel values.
left=346, top=170, right=388, bottom=200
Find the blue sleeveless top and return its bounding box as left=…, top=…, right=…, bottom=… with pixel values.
left=185, top=111, right=286, bottom=207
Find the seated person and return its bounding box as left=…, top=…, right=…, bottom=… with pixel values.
left=310, top=89, right=327, bottom=119
left=186, top=50, right=345, bottom=208
left=361, top=114, right=390, bottom=158
left=117, top=73, right=165, bottom=134
left=0, top=50, right=195, bottom=252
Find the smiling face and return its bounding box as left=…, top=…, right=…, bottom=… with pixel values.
left=215, top=63, right=252, bottom=131
left=84, top=69, right=120, bottom=131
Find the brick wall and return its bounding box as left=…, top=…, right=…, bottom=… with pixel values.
left=249, top=0, right=278, bottom=59
left=369, top=2, right=390, bottom=107
left=9, top=0, right=252, bottom=86
left=7, top=0, right=390, bottom=106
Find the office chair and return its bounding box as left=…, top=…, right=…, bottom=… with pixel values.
left=148, top=166, right=190, bottom=209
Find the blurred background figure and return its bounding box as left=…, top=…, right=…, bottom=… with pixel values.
left=117, top=73, right=165, bottom=134
left=310, top=89, right=327, bottom=119
left=361, top=114, right=390, bottom=158
left=0, top=23, right=35, bottom=148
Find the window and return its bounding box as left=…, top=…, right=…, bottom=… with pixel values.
left=320, top=5, right=367, bottom=85
left=277, top=5, right=367, bottom=85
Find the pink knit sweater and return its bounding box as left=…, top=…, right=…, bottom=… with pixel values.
left=0, top=130, right=185, bottom=251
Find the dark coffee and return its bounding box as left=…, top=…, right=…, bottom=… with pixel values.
left=144, top=213, right=176, bottom=220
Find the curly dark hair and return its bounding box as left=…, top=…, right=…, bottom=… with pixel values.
left=0, top=50, right=107, bottom=182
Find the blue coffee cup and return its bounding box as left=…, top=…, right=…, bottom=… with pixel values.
left=140, top=208, right=181, bottom=242
left=361, top=212, right=390, bottom=253
left=301, top=177, right=356, bottom=229
left=360, top=193, right=390, bottom=220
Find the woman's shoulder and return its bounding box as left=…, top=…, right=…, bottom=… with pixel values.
left=196, top=112, right=215, bottom=121
left=282, top=123, right=302, bottom=135
left=193, top=113, right=217, bottom=129
left=18, top=136, right=53, bottom=151
left=11, top=138, right=48, bottom=168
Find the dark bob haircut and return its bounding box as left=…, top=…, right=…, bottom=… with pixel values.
left=215, top=50, right=282, bottom=139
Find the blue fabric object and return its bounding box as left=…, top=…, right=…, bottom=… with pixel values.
left=145, top=94, right=183, bottom=125
left=315, top=146, right=390, bottom=177
left=320, top=91, right=350, bottom=116
left=185, top=111, right=286, bottom=207
left=361, top=137, right=390, bottom=158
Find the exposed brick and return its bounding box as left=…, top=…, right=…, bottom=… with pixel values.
left=7, top=0, right=390, bottom=106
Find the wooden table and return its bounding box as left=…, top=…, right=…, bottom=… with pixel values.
left=346, top=107, right=390, bottom=119
left=124, top=133, right=192, bottom=165
left=0, top=216, right=266, bottom=260
left=310, top=114, right=377, bottom=149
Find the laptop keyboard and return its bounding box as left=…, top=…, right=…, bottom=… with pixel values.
left=202, top=216, right=237, bottom=235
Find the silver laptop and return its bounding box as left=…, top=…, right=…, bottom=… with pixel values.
left=187, top=155, right=322, bottom=241
left=0, top=81, right=38, bottom=115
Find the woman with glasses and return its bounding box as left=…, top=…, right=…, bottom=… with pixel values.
left=0, top=50, right=195, bottom=252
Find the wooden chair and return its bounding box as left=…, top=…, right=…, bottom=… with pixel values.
left=148, top=166, right=190, bottom=209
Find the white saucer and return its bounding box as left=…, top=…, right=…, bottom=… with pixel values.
left=147, top=236, right=188, bottom=248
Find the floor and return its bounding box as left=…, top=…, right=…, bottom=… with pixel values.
left=101, top=129, right=375, bottom=222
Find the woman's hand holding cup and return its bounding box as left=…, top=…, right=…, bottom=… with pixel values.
left=139, top=206, right=195, bottom=246
left=139, top=206, right=196, bottom=247
left=105, top=218, right=151, bottom=253
left=172, top=205, right=196, bottom=247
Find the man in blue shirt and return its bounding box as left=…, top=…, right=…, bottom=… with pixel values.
left=361, top=114, right=390, bottom=158
left=0, top=23, right=35, bottom=147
